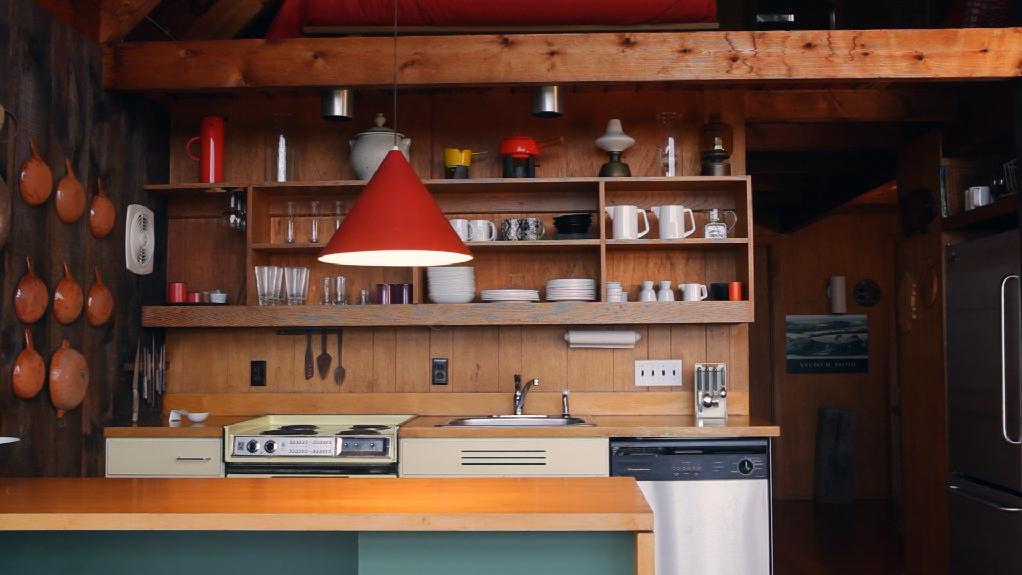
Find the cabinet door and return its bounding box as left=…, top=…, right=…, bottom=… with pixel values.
left=106, top=438, right=224, bottom=477
left=399, top=438, right=608, bottom=477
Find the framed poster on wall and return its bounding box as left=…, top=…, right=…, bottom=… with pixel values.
left=785, top=315, right=868, bottom=373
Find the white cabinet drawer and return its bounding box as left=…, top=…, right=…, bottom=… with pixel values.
left=399, top=438, right=608, bottom=477
left=105, top=438, right=224, bottom=477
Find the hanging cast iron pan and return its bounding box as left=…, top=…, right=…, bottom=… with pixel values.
left=19, top=138, right=52, bottom=207
left=88, top=177, right=115, bottom=238
left=50, top=339, right=88, bottom=418
left=55, top=158, right=85, bottom=224
left=12, top=328, right=45, bottom=400
left=86, top=266, right=113, bottom=327
left=14, top=256, right=48, bottom=324
left=0, top=107, right=15, bottom=251
left=53, top=260, right=83, bottom=325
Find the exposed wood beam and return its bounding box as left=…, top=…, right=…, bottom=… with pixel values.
left=182, top=0, right=272, bottom=41
left=98, top=0, right=161, bottom=45
left=744, top=89, right=956, bottom=123
left=103, top=28, right=1022, bottom=91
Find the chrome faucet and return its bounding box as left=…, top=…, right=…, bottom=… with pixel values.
left=513, top=374, right=540, bottom=415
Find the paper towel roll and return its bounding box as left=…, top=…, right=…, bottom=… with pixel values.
left=829, top=276, right=847, bottom=314
left=564, top=330, right=641, bottom=349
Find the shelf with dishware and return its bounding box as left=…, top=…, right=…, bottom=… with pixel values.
left=141, top=301, right=754, bottom=327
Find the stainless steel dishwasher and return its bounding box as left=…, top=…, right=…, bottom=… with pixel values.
left=610, top=438, right=772, bottom=575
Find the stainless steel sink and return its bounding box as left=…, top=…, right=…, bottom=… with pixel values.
left=440, top=415, right=593, bottom=427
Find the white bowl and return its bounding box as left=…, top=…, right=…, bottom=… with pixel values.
left=429, top=293, right=476, bottom=304
left=186, top=412, right=210, bottom=423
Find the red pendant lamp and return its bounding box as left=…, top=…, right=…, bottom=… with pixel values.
left=318, top=149, right=472, bottom=266
left=318, top=0, right=472, bottom=268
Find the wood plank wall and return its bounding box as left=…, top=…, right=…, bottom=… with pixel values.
left=0, top=0, right=168, bottom=476
left=162, top=88, right=751, bottom=414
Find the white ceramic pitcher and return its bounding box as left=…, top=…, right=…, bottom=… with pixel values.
left=605, top=205, right=650, bottom=239
left=652, top=205, right=696, bottom=239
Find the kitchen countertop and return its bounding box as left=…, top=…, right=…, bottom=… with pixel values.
left=0, top=477, right=652, bottom=532
left=399, top=415, right=781, bottom=438
left=104, top=414, right=779, bottom=438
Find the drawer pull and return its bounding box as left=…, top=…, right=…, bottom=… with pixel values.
left=176, top=456, right=212, bottom=462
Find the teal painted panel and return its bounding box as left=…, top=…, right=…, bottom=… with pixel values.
left=0, top=532, right=358, bottom=575
left=358, top=532, right=635, bottom=575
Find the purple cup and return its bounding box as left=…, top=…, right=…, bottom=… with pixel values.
left=390, top=283, right=412, bottom=304
left=376, top=283, right=392, bottom=305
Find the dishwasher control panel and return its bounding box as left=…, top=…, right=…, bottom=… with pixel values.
left=610, top=439, right=769, bottom=481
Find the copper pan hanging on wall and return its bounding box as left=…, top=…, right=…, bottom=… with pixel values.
left=14, top=256, right=48, bottom=324
left=19, top=138, right=52, bottom=207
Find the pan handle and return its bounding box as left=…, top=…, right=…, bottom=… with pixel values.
left=1000, top=274, right=1021, bottom=445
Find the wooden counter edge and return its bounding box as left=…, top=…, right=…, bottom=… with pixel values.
left=0, top=512, right=652, bottom=532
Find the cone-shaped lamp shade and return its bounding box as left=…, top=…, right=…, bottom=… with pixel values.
left=319, top=149, right=473, bottom=267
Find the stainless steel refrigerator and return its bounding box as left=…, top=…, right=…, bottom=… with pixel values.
left=946, top=229, right=1022, bottom=574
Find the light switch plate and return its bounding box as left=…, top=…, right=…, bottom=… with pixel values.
left=634, top=360, right=683, bottom=386
left=431, top=358, right=448, bottom=385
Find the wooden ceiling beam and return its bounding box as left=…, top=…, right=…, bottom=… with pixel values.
left=103, top=27, right=1022, bottom=91
left=98, top=0, right=161, bottom=45
left=745, top=89, right=956, bottom=123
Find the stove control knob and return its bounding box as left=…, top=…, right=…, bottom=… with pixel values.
left=737, top=458, right=754, bottom=475
left=264, top=440, right=277, bottom=454
left=246, top=440, right=259, bottom=454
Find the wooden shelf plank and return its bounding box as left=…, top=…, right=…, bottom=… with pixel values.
left=142, top=301, right=753, bottom=327
left=942, top=194, right=1019, bottom=232
left=250, top=240, right=601, bottom=254
left=606, top=239, right=748, bottom=250
left=251, top=243, right=325, bottom=254
left=105, top=29, right=1022, bottom=92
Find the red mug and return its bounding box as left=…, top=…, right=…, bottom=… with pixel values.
left=186, top=116, right=225, bottom=183
left=728, top=281, right=743, bottom=301
left=186, top=291, right=204, bottom=304
left=167, top=282, right=187, bottom=303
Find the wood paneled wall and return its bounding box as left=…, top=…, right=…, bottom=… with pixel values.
left=755, top=213, right=898, bottom=500
left=0, top=0, right=168, bottom=476
left=162, top=88, right=751, bottom=414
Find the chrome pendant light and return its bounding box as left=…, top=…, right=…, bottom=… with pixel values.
left=531, top=85, right=563, bottom=118
left=321, top=88, right=355, bottom=121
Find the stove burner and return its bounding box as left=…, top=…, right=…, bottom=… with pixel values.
left=261, top=424, right=320, bottom=436
left=337, top=429, right=381, bottom=436
left=351, top=424, right=390, bottom=430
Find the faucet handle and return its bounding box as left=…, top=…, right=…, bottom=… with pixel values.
left=514, top=373, right=522, bottom=393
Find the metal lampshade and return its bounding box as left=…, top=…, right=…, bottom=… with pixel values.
left=531, top=85, right=563, bottom=118
left=319, top=149, right=473, bottom=267
left=321, top=88, right=355, bottom=121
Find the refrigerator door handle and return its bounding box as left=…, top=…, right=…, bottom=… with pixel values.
left=1000, top=274, right=1021, bottom=445
left=947, top=483, right=1022, bottom=513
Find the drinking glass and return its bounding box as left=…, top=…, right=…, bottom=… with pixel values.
left=285, top=201, right=297, bottom=244
left=357, top=289, right=371, bottom=305
left=284, top=267, right=309, bottom=305
left=321, top=277, right=333, bottom=305
left=310, top=200, right=321, bottom=244
left=273, top=267, right=286, bottom=305
left=333, top=276, right=348, bottom=305
left=334, top=200, right=345, bottom=232
left=255, top=266, right=283, bottom=306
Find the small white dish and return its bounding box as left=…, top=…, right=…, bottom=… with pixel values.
left=169, top=409, right=210, bottom=424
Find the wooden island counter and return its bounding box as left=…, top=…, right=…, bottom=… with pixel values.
left=0, top=477, right=653, bottom=575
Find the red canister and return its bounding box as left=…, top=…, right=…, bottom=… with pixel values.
left=167, top=282, right=187, bottom=303
left=728, top=281, right=743, bottom=301
left=186, top=291, right=203, bottom=304
left=185, top=116, right=225, bottom=183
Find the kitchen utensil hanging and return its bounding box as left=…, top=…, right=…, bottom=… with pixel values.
left=19, top=139, right=52, bottom=207
left=125, top=204, right=155, bottom=275
left=86, top=266, right=113, bottom=326
left=334, top=329, right=345, bottom=386
left=49, top=339, right=88, bottom=418
left=88, top=177, right=115, bottom=238
left=0, top=106, right=16, bottom=251
left=55, top=159, right=85, bottom=223
left=316, top=329, right=332, bottom=380
left=53, top=261, right=83, bottom=324
left=12, top=328, right=45, bottom=400
left=14, top=256, right=48, bottom=324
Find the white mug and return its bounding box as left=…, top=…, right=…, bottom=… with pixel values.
left=964, top=186, right=991, bottom=211
left=605, top=205, right=650, bottom=240
left=652, top=205, right=696, bottom=239
left=468, top=219, right=497, bottom=241
left=657, top=280, right=675, bottom=302
left=678, top=283, right=708, bottom=302
left=450, top=219, right=470, bottom=241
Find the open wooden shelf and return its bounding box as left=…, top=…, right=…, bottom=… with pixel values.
left=142, top=301, right=754, bottom=327
left=605, top=238, right=749, bottom=250
left=942, top=194, right=1019, bottom=232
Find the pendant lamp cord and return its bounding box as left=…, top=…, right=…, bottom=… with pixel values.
left=392, top=0, right=398, bottom=149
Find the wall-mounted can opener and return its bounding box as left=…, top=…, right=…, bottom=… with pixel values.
left=694, top=363, right=727, bottom=419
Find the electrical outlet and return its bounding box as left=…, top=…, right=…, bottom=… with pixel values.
left=634, top=360, right=683, bottom=387
left=250, top=360, right=267, bottom=387
left=431, top=358, right=448, bottom=385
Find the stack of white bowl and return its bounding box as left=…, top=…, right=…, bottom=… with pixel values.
left=480, top=289, right=540, bottom=302
left=427, top=267, right=476, bottom=303
left=545, top=278, right=597, bottom=301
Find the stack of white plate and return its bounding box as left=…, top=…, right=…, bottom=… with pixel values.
left=545, top=278, right=597, bottom=301
left=480, top=289, right=540, bottom=302
left=427, top=267, right=476, bottom=304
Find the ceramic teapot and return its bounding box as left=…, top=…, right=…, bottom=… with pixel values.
left=349, top=113, right=411, bottom=180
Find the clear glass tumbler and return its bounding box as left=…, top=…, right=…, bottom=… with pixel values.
left=285, top=201, right=297, bottom=244
left=284, top=267, right=309, bottom=305
left=334, top=200, right=345, bottom=231
left=310, top=200, right=321, bottom=244
left=321, top=277, right=332, bottom=305
left=333, top=276, right=348, bottom=305
left=254, top=266, right=276, bottom=305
